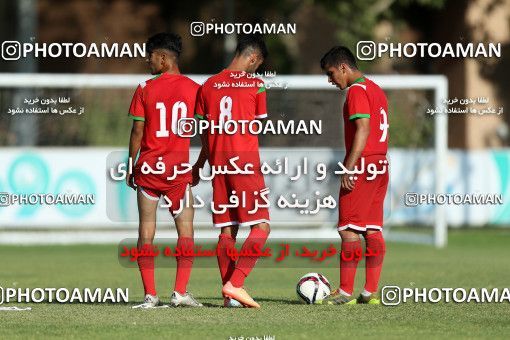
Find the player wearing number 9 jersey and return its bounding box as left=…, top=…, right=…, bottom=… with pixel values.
left=320, top=46, right=388, bottom=305
left=193, top=35, right=270, bottom=308
left=127, top=33, right=202, bottom=309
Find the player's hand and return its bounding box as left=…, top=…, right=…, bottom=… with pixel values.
left=191, top=165, right=201, bottom=187
left=341, top=173, right=355, bottom=191
left=126, top=173, right=136, bottom=191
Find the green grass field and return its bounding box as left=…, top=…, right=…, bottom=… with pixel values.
left=1, top=229, right=510, bottom=339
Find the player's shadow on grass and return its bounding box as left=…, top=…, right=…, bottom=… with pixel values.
left=201, top=296, right=300, bottom=305
left=254, top=298, right=301, bottom=305
left=198, top=302, right=218, bottom=308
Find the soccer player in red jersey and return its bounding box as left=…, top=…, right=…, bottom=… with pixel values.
left=320, top=46, right=389, bottom=304
left=193, top=35, right=270, bottom=308
left=127, top=33, right=202, bottom=308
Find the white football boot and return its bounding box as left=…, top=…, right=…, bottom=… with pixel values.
left=132, top=294, right=164, bottom=309
left=170, top=291, right=203, bottom=307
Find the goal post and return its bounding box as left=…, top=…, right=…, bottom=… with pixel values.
left=0, top=73, right=448, bottom=247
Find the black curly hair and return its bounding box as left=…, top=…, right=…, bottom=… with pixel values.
left=146, top=32, right=182, bottom=57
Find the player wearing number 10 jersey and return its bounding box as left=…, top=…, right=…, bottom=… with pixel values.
left=193, top=35, right=270, bottom=308
left=127, top=33, right=202, bottom=308
left=320, top=46, right=388, bottom=306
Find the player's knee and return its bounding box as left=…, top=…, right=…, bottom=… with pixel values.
left=254, top=222, right=270, bottom=234
left=365, top=230, right=383, bottom=238
left=221, top=226, right=239, bottom=239
left=339, top=229, right=361, bottom=241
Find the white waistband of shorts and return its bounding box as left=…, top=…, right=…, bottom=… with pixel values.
left=337, top=223, right=382, bottom=231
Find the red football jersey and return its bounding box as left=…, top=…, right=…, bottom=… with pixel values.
left=195, top=70, right=267, bottom=166
left=129, top=73, right=200, bottom=189
left=343, top=77, right=389, bottom=158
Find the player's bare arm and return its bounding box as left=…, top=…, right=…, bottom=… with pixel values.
left=192, top=130, right=209, bottom=187
left=341, top=117, right=369, bottom=191
left=127, top=120, right=144, bottom=190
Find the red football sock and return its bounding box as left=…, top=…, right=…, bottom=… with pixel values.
left=137, top=243, right=157, bottom=296
left=230, top=228, right=269, bottom=288
left=339, top=239, right=362, bottom=295
left=216, top=234, right=236, bottom=285
left=364, top=231, right=386, bottom=293
left=174, top=237, right=195, bottom=295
